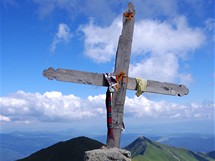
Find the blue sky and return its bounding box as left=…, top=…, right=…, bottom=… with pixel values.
left=0, top=0, right=214, bottom=135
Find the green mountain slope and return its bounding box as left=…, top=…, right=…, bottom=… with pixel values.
left=125, top=136, right=215, bottom=161
left=17, top=136, right=104, bottom=161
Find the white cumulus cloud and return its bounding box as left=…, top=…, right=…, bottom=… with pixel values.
left=125, top=96, right=214, bottom=119
left=79, top=17, right=122, bottom=63
left=0, top=91, right=214, bottom=124
left=80, top=16, right=205, bottom=84
left=133, top=16, right=205, bottom=55
left=0, top=91, right=105, bottom=122
left=50, top=23, right=72, bottom=52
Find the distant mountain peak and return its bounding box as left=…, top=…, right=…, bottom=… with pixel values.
left=125, top=136, right=215, bottom=161
left=137, top=136, right=152, bottom=142
left=124, top=136, right=150, bottom=157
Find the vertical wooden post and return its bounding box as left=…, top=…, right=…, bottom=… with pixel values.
left=106, top=2, right=135, bottom=148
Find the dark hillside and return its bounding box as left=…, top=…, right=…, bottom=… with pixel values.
left=17, top=136, right=104, bottom=161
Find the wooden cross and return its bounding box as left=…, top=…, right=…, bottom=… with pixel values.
left=43, top=3, right=189, bottom=148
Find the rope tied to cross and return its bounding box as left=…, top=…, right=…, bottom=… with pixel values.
left=104, top=71, right=129, bottom=92
left=123, top=12, right=135, bottom=20
left=116, top=71, right=128, bottom=90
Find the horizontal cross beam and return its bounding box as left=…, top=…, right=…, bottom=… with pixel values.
left=43, top=67, right=189, bottom=97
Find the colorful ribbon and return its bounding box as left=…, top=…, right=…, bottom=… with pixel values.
left=105, top=89, right=114, bottom=140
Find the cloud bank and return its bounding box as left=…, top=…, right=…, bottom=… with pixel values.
left=0, top=91, right=213, bottom=123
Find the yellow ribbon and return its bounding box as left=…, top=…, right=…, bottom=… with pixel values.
left=135, top=78, right=147, bottom=97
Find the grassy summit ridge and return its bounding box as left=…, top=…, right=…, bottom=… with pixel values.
left=125, top=136, right=215, bottom=161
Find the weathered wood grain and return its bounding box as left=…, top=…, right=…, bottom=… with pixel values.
left=127, top=78, right=189, bottom=97
left=43, top=68, right=189, bottom=96
left=43, top=67, right=108, bottom=86
left=107, top=2, right=135, bottom=148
